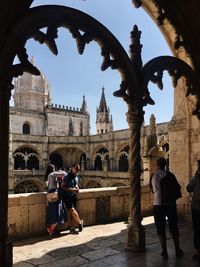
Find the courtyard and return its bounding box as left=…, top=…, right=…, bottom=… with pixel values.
left=13, top=217, right=199, bottom=267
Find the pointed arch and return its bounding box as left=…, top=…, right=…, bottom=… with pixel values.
left=2, top=5, right=139, bottom=105
left=14, top=178, right=46, bottom=194
left=49, top=152, right=63, bottom=170
left=94, top=147, right=109, bottom=171
left=118, top=145, right=129, bottom=172
left=22, top=122, right=30, bottom=134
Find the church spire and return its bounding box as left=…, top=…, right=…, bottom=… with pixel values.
left=81, top=95, right=87, bottom=113
left=96, top=87, right=113, bottom=134
left=98, top=87, right=108, bottom=113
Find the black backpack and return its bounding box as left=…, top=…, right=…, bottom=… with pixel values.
left=160, top=171, right=182, bottom=203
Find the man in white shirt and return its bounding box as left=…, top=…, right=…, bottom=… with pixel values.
left=151, top=157, right=184, bottom=259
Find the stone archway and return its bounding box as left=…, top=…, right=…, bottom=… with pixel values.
left=49, top=147, right=85, bottom=170
left=118, top=145, right=130, bottom=172
left=13, top=146, right=40, bottom=170
left=13, top=178, right=45, bottom=194
left=49, top=152, right=63, bottom=170
left=133, top=0, right=200, bottom=184
left=86, top=180, right=102, bottom=189
left=94, top=147, right=109, bottom=171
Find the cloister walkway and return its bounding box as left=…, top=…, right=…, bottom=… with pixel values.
left=13, top=217, right=199, bottom=267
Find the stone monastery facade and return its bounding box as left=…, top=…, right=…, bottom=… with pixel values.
left=9, top=61, right=169, bottom=193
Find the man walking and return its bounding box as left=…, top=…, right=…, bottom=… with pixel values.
left=151, top=157, right=184, bottom=259
left=61, top=163, right=83, bottom=234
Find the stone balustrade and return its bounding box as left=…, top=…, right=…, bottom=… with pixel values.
left=8, top=186, right=153, bottom=240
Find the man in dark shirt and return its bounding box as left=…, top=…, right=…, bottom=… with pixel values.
left=61, top=163, right=83, bottom=234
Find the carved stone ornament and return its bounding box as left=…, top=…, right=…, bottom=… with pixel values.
left=168, top=118, right=187, bottom=131
left=192, top=153, right=200, bottom=164
left=126, top=110, right=144, bottom=124
left=1, top=5, right=138, bottom=102
left=133, top=0, right=194, bottom=56
left=188, top=128, right=200, bottom=137
left=113, top=24, right=200, bottom=120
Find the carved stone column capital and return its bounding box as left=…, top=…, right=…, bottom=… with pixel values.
left=126, top=109, right=144, bottom=125
left=168, top=118, right=187, bottom=131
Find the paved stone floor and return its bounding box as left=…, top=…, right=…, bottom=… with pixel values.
left=13, top=217, right=200, bottom=267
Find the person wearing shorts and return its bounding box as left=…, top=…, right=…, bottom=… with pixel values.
left=61, top=163, right=83, bottom=234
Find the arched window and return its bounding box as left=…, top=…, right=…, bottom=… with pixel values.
left=118, top=146, right=129, bottom=172
left=80, top=121, right=83, bottom=136
left=95, top=155, right=102, bottom=170
left=14, top=181, right=40, bottom=194
left=49, top=152, right=63, bottom=170
left=119, top=153, right=129, bottom=172
left=80, top=153, right=86, bottom=169
left=14, top=154, right=25, bottom=170
left=13, top=147, right=39, bottom=170
left=86, top=181, right=102, bottom=188
left=23, top=122, right=30, bottom=134
left=68, top=118, right=74, bottom=136
left=27, top=154, right=39, bottom=170
left=94, top=147, right=109, bottom=170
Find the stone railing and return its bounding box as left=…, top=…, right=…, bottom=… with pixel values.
left=8, top=186, right=153, bottom=240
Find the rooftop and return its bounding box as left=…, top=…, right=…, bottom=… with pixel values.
left=13, top=217, right=199, bottom=267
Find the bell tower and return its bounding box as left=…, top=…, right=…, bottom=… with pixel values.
left=96, top=87, right=113, bottom=134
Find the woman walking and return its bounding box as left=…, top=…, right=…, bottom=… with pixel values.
left=46, top=164, right=67, bottom=236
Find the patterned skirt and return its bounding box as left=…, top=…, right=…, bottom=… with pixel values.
left=46, top=199, right=67, bottom=225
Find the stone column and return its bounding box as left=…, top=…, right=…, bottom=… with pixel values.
left=86, top=157, right=90, bottom=170
left=109, top=157, right=114, bottom=171
left=0, top=82, right=13, bottom=266
left=103, top=159, right=108, bottom=172
left=81, top=158, right=85, bottom=171
left=126, top=109, right=145, bottom=252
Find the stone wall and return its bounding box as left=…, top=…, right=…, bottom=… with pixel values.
left=8, top=186, right=153, bottom=240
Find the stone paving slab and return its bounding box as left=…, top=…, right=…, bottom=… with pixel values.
left=13, top=217, right=200, bottom=267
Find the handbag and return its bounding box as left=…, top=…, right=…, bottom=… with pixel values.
left=47, top=190, right=59, bottom=202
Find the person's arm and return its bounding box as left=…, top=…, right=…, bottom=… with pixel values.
left=46, top=174, right=50, bottom=188
left=52, top=171, right=67, bottom=178
left=151, top=173, right=159, bottom=193
left=74, top=184, right=79, bottom=194
left=75, top=176, right=80, bottom=192
left=186, top=176, right=195, bottom=193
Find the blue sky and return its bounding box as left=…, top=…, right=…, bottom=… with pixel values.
left=13, top=0, right=174, bottom=134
